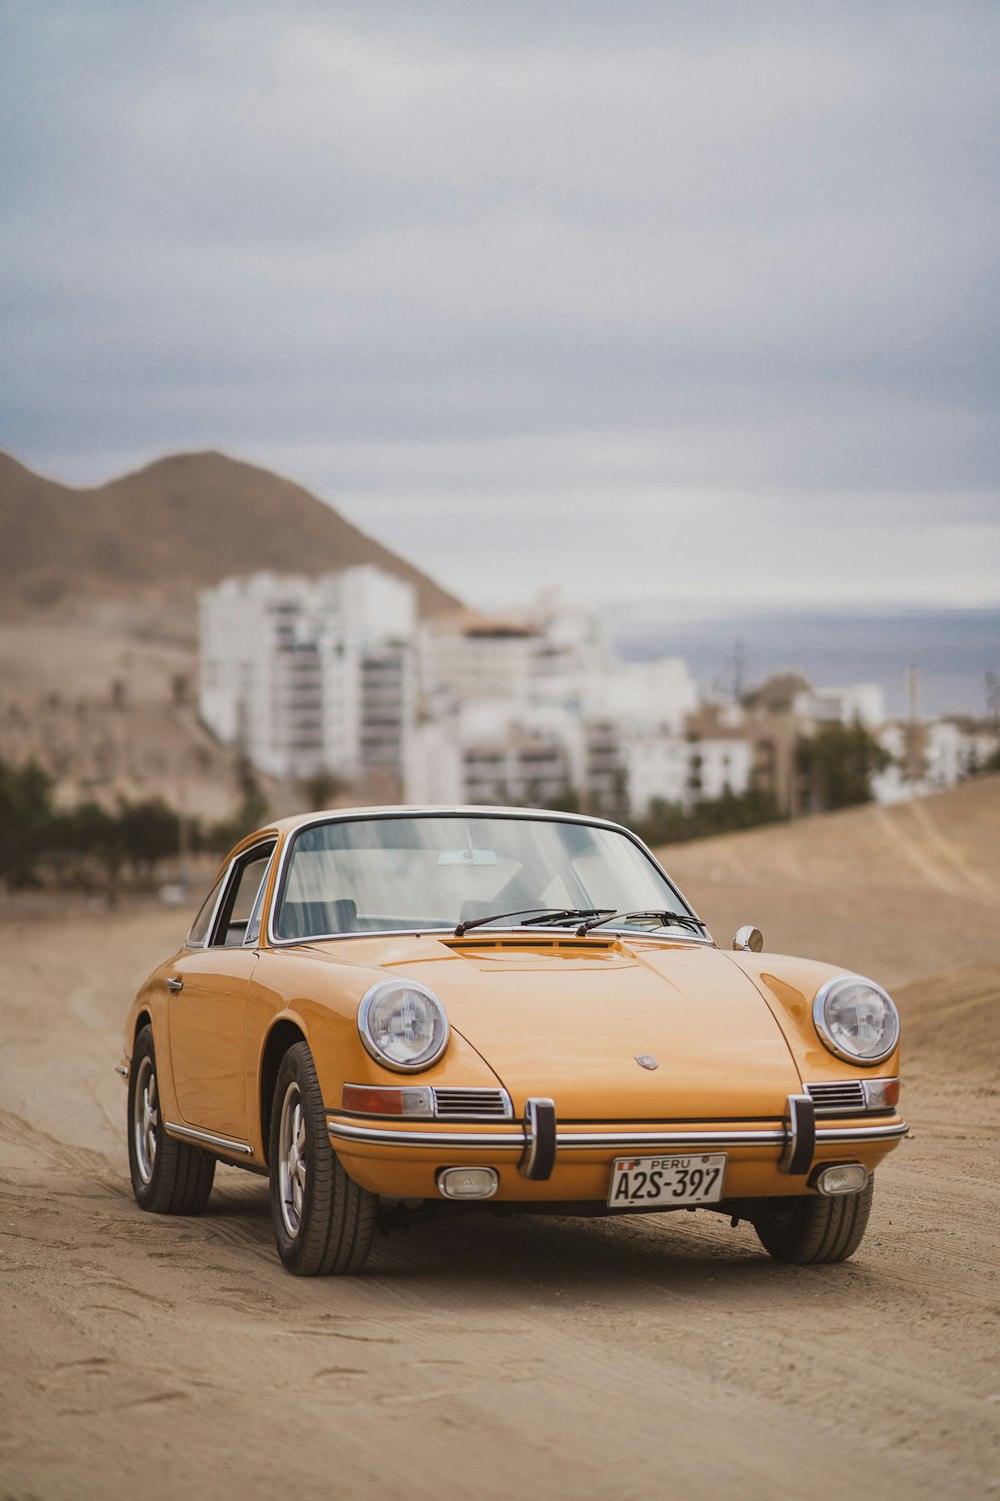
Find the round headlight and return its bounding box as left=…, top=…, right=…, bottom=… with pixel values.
left=813, top=975, right=900, bottom=1064
left=358, top=980, right=449, bottom=1072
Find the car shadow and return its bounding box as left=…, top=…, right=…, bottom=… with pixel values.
left=191, top=1167, right=873, bottom=1297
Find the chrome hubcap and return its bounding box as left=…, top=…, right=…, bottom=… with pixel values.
left=133, top=1056, right=158, bottom=1185
left=278, top=1083, right=307, bottom=1238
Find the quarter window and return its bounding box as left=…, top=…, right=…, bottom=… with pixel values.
left=212, top=845, right=277, bottom=947
left=187, top=874, right=225, bottom=947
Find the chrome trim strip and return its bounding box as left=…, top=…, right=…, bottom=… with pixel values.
left=164, top=1120, right=255, bottom=1157
left=327, top=1117, right=908, bottom=1152
left=328, top=1120, right=528, bottom=1150
left=270, top=924, right=713, bottom=950
left=556, top=1128, right=786, bottom=1149
left=115, top=1062, right=129, bottom=1078
left=816, top=1121, right=908, bottom=1143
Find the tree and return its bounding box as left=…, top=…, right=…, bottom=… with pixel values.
left=796, top=720, right=891, bottom=812
left=0, top=757, right=55, bottom=888
left=300, top=771, right=349, bottom=810
left=117, top=798, right=183, bottom=884
left=52, top=800, right=127, bottom=902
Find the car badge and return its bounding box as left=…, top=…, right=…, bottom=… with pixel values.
left=635, top=1054, right=659, bottom=1071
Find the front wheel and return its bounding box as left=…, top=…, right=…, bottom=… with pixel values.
left=752, top=1176, right=874, bottom=1264
left=268, top=1042, right=378, bottom=1276
left=127, top=1025, right=215, bottom=1214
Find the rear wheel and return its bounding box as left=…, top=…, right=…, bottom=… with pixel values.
left=127, top=1025, right=215, bottom=1214
left=268, top=1041, right=378, bottom=1276
left=752, top=1176, right=874, bottom=1264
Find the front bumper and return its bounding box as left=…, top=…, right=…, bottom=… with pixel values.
left=327, top=1095, right=908, bottom=1201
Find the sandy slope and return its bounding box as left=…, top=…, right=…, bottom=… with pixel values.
left=2, top=791, right=999, bottom=1500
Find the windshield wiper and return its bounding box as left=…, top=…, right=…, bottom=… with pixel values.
left=521, top=908, right=614, bottom=927
left=454, top=906, right=574, bottom=937
left=575, top=909, right=708, bottom=937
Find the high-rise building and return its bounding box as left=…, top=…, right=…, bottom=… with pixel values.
left=199, top=567, right=416, bottom=787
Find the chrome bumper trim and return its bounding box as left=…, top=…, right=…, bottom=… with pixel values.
left=164, top=1120, right=254, bottom=1157
left=816, top=1121, right=909, bottom=1143
left=327, top=1117, right=908, bottom=1153
left=115, top=1062, right=130, bottom=1079
left=557, top=1128, right=786, bottom=1149
left=329, top=1119, right=528, bottom=1150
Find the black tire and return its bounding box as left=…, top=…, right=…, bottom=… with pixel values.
left=127, top=1024, right=216, bottom=1214
left=752, top=1176, right=874, bottom=1264
left=268, top=1041, right=378, bottom=1276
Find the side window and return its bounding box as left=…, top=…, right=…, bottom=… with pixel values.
left=212, top=845, right=276, bottom=947
left=187, top=873, right=225, bottom=947
left=244, top=846, right=277, bottom=946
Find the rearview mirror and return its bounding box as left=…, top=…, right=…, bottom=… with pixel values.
left=437, top=848, right=498, bottom=866
left=733, top=925, right=763, bottom=953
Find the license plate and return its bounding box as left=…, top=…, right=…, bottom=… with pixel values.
left=607, top=1153, right=727, bottom=1208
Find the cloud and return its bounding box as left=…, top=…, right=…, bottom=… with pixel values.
left=1, top=1, right=997, bottom=607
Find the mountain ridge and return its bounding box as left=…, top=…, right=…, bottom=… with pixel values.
left=0, top=447, right=460, bottom=618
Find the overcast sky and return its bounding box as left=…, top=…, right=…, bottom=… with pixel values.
left=2, top=0, right=998, bottom=612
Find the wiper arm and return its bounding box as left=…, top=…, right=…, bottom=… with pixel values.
left=454, top=906, right=573, bottom=937
left=575, top=909, right=708, bottom=937
left=521, top=908, right=615, bottom=927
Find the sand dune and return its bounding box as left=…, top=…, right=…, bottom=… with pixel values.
left=2, top=785, right=998, bottom=1499
left=663, top=773, right=1000, bottom=988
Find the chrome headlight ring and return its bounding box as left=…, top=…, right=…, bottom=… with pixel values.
left=812, top=974, right=901, bottom=1066
left=358, top=979, right=450, bottom=1073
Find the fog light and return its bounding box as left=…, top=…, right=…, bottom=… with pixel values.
left=814, top=1163, right=868, bottom=1196
left=437, top=1167, right=499, bottom=1200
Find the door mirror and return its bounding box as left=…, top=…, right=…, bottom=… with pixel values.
left=733, top=925, right=763, bottom=953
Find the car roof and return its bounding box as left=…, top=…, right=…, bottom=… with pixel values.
left=264, top=804, right=631, bottom=839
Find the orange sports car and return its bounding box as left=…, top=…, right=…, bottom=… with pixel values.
left=121, top=807, right=906, bottom=1275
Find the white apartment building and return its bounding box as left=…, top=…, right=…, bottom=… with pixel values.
left=794, top=682, right=885, bottom=729
left=873, top=716, right=999, bottom=803
left=199, top=567, right=416, bottom=786
left=625, top=730, right=753, bottom=818
left=409, top=598, right=728, bottom=816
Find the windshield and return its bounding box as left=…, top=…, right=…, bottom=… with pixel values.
left=271, top=813, right=699, bottom=941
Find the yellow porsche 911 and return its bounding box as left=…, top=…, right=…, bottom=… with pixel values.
left=120, top=807, right=906, bottom=1275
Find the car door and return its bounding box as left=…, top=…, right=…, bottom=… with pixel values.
left=166, top=842, right=276, bottom=1142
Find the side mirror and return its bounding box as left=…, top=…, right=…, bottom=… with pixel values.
left=733, top=925, right=763, bottom=953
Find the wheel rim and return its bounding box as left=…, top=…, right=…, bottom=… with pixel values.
left=278, top=1081, right=307, bottom=1238
left=133, top=1056, right=159, bottom=1185
left=759, top=1201, right=794, bottom=1231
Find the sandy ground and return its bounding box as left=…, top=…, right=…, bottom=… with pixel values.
left=2, top=784, right=999, bottom=1500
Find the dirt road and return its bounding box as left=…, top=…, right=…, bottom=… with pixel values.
left=2, top=796, right=999, bottom=1499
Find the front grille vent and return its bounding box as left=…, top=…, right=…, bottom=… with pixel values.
left=805, top=1080, right=866, bottom=1115
left=432, top=1088, right=513, bottom=1120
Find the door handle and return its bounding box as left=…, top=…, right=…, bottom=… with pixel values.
left=166, top=976, right=183, bottom=992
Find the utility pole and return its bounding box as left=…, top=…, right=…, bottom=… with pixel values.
left=904, top=663, right=923, bottom=791
left=986, top=670, right=1000, bottom=731
left=731, top=637, right=746, bottom=703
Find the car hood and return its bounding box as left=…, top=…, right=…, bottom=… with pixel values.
left=379, top=935, right=803, bottom=1120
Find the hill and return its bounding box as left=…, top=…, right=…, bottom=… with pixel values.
left=0, top=447, right=461, bottom=816
left=0, top=448, right=459, bottom=618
